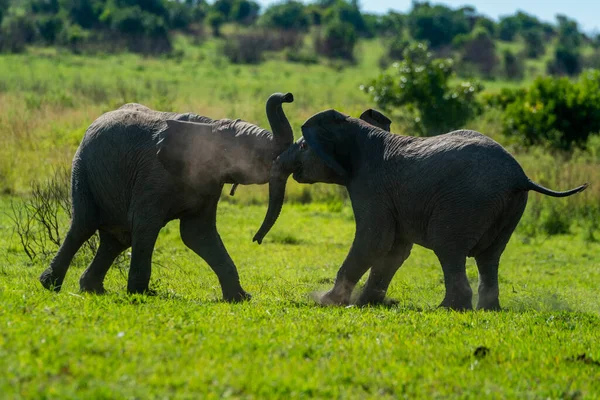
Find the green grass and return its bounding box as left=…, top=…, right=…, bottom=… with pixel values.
left=0, top=38, right=599, bottom=398
left=1, top=199, right=599, bottom=398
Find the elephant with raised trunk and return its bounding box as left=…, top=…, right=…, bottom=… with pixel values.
left=254, top=109, right=589, bottom=310
left=40, top=92, right=295, bottom=301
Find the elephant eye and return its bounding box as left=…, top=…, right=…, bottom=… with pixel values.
left=299, top=141, right=308, bottom=151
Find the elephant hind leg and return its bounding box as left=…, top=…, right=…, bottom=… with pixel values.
left=474, top=192, right=527, bottom=311
left=474, top=252, right=501, bottom=311
left=357, top=241, right=413, bottom=306
left=179, top=215, right=249, bottom=302
left=435, top=252, right=473, bottom=311
left=40, top=171, right=99, bottom=292
left=80, top=230, right=129, bottom=294
left=127, top=222, right=161, bottom=294
left=40, top=222, right=96, bottom=292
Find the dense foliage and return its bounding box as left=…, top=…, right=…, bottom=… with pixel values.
left=0, top=0, right=593, bottom=67
left=363, top=43, right=483, bottom=136
left=497, top=71, right=600, bottom=149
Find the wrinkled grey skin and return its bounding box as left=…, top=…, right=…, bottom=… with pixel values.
left=39, top=93, right=294, bottom=301
left=255, top=109, right=589, bottom=310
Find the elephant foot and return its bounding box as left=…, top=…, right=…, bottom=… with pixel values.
left=439, top=297, right=473, bottom=311
left=311, top=290, right=350, bottom=306
left=357, top=296, right=399, bottom=308
left=476, top=300, right=501, bottom=311
left=127, top=284, right=152, bottom=295
left=39, top=268, right=63, bottom=292
left=80, top=281, right=106, bottom=294
left=356, top=287, right=398, bottom=307
left=79, top=273, right=107, bottom=294
left=223, top=289, right=251, bottom=303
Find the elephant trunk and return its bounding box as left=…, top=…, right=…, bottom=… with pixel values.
left=254, top=155, right=294, bottom=244
left=266, top=92, right=294, bottom=154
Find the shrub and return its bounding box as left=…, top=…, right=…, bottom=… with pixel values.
left=314, top=19, right=356, bottom=61
left=320, top=0, right=370, bottom=37
left=522, top=28, right=545, bottom=59
left=379, top=36, right=410, bottom=68
left=0, top=10, right=37, bottom=52
left=362, top=43, right=483, bottom=136
left=502, top=49, right=525, bottom=80
left=584, top=50, right=600, bottom=70
left=258, top=1, right=310, bottom=32
left=407, top=2, right=470, bottom=49
left=458, top=27, right=497, bottom=78
left=388, top=37, right=410, bottom=60
left=222, top=29, right=302, bottom=64
left=35, top=14, right=64, bottom=44
left=206, top=11, right=225, bottom=36
left=56, top=23, right=89, bottom=52
left=10, top=168, right=92, bottom=263
left=547, top=45, right=581, bottom=76
left=501, top=70, right=600, bottom=149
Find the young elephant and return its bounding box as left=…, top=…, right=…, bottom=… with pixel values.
left=39, top=93, right=295, bottom=301
left=254, top=109, right=589, bottom=310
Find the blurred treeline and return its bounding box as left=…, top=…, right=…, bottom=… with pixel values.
left=1, top=0, right=600, bottom=76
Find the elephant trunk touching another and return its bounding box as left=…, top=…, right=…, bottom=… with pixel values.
left=255, top=108, right=588, bottom=310
left=39, top=92, right=295, bottom=301
left=254, top=108, right=391, bottom=244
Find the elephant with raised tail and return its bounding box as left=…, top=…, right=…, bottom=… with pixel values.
left=40, top=92, right=295, bottom=301
left=254, top=109, right=589, bottom=310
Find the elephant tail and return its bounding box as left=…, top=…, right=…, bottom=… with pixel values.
left=527, top=180, right=589, bottom=197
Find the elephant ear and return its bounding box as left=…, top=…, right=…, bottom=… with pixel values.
left=359, top=109, right=391, bottom=132
left=301, top=110, right=354, bottom=180
left=157, top=119, right=219, bottom=186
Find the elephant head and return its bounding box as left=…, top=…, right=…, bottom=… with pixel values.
left=253, top=108, right=391, bottom=244
left=156, top=92, right=294, bottom=190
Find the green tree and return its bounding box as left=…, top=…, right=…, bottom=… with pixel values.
left=407, top=2, right=471, bottom=48
left=258, top=1, right=309, bottom=31
left=315, top=18, right=356, bottom=60
left=547, top=45, right=581, bottom=76
left=59, top=0, right=103, bottom=29
left=474, top=16, right=495, bottom=36
left=363, top=43, right=483, bottom=136
left=556, top=14, right=581, bottom=48
left=320, top=0, right=369, bottom=36
left=502, top=49, right=524, bottom=80
left=374, top=11, right=403, bottom=37
left=206, top=10, right=225, bottom=36
left=458, top=26, right=497, bottom=78
left=501, top=71, right=600, bottom=149
left=497, top=11, right=549, bottom=41
left=522, top=29, right=545, bottom=58
left=230, top=0, right=260, bottom=25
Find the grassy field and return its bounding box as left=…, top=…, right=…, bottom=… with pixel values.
left=1, top=199, right=599, bottom=398
left=0, top=37, right=599, bottom=398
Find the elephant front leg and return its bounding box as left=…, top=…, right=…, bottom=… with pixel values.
left=318, top=240, right=380, bottom=306
left=180, top=217, right=250, bottom=302
left=357, top=241, right=412, bottom=306
left=319, top=215, right=396, bottom=306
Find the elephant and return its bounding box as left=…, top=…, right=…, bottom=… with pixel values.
left=254, top=108, right=589, bottom=310
left=39, top=92, right=295, bottom=301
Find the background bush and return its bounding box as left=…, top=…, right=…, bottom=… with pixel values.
left=499, top=70, right=600, bottom=149
left=363, top=43, right=483, bottom=136
left=222, top=29, right=302, bottom=64
left=314, top=18, right=357, bottom=61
